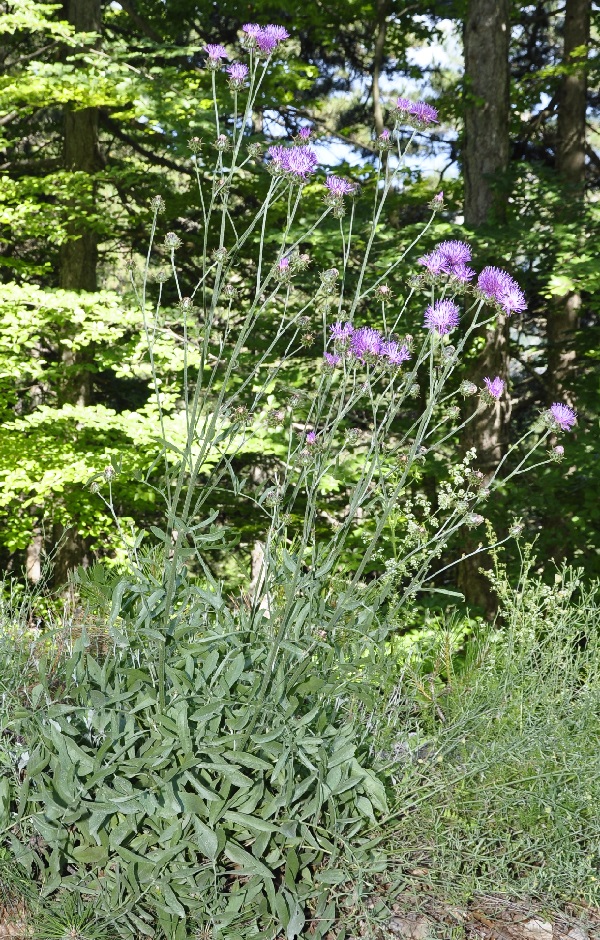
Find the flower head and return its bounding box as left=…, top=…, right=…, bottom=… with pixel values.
left=330, top=321, right=354, bottom=343
left=477, top=266, right=527, bottom=316
left=267, top=144, right=287, bottom=171
left=226, top=62, right=249, bottom=87
left=381, top=340, right=411, bottom=366
left=306, top=430, right=317, bottom=445
left=204, top=43, right=228, bottom=61
left=459, top=380, right=478, bottom=397
left=376, top=128, right=392, bottom=151
left=418, top=240, right=474, bottom=281
left=410, top=101, right=439, bottom=126
left=423, top=299, right=460, bottom=336
left=376, top=284, right=393, bottom=298
left=324, top=352, right=342, bottom=368
left=351, top=326, right=383, bottom=360
left=286, top=145, right=318, bottom=180
left=394, top=97, right=439, bottom=127
left=418, top=249, right=446, bottom=276
left=483, top=376, right=505, bottom=400
left=548, top=402, right=577, bottom=432
left=437, top=240, right=472, bottom=266
left=164, top=232, right=182, bottom=250
left=268, top=145, right=318, bottom=180
left=298, top=126, right=312, bottom=140
left=325, top=176, right=358, bottom=198
left=243, top=23, right=289, bottom=54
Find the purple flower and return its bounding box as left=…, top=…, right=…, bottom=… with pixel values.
left=263, top=24, right=289, bottom=42
left=278, top=257, right=290, bottom=270
left=297, top=126, right=312, bottom=141
left=423, top=299, right=460, bottom=336
left=351, top=326, right=383, bottom=360
left=418, top=240, right=474, bottom=281
left=325, top=176, right=357, bottom=197
left=306, top=430, right=317, bottom=445
left=243, top=23, right=289, bottom=54
left=285, top=146, right=318, bottom=179
left=497, top=279, right=527, bottom=316
left=410, top=101, right=439, bottom=125
left=380, top=128, right=390, bottom=139
left=381, top=340, right=411, bottom=366
left=478, top=267, right=527, bottom=316
left=395, top=97, right=439, bottom=126
left=437, top=240, right=472, bottom=266
left=330, top=321, right=354, bottom=342
left=483, top=376, right=505, bottom=400
left=324, top=352, right=342, bottom=367
left=268, top=145, right=318, bottom=180
left=418, top=249, right=446, bottom=275
left=451, top=262, right=476, bottom=283
left=226, top=62, right=249, bottom=83
left=204, top=43, right=228, bottom=60
left=549, top=402, right=577, bottom=431
left=267, top=144, right=287, bottom=168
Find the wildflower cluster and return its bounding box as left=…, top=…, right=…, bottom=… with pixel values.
left=393, top=97, right=439, bottom=128
left=241, top=22, right=289, bottom=55
left=419, top=240, right=475, bottom=284
left=328, top=322, right=411, bottom=369
left=417, top=240, right=528, bottom=319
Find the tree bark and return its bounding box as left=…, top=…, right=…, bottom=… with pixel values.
left=51, top=0, right=103, bottom=587
left=463, top=0, right=510, bottom=229
left=372, top=0, right=388, bottom=136
left=547, top=0, right=590, bottom=407
left=458, top=0, right=511, bottom=617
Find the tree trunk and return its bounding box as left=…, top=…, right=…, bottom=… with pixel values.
left=547, top=0, right=590, bottom=407
left=372, top=0, right=388, bottom=136
left=458, top=0, right=511, bottom=617
left=51, top=0, right=103, bottom=588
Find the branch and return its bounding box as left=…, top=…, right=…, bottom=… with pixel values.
left=116, top=0, right=163, bottom=44
left=0, top=110, right=19, bottom=127
left=99, top=111, right=193, bottom=176
left=585, top=142, right=600, bottom=175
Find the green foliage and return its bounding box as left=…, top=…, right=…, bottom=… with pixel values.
left=4, top=555, right=391, bottom=939
left=365, top=558, right=600, bottom=906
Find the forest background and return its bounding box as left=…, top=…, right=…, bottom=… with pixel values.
left=0, top=0, right=598, bottom=617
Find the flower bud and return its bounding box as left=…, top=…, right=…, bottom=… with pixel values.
left=164, top=232, right=182, bottom=250
left=150, top=195, right=165, bottom=214
left=459, top=380, right=478, bottom=397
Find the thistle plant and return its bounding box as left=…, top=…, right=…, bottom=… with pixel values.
left=4, top=22, right=581, bottom=938
left=98, top=24, right=576, bottom=703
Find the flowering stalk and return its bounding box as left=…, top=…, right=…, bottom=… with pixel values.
left=99, top=26, right=575, bottom=717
